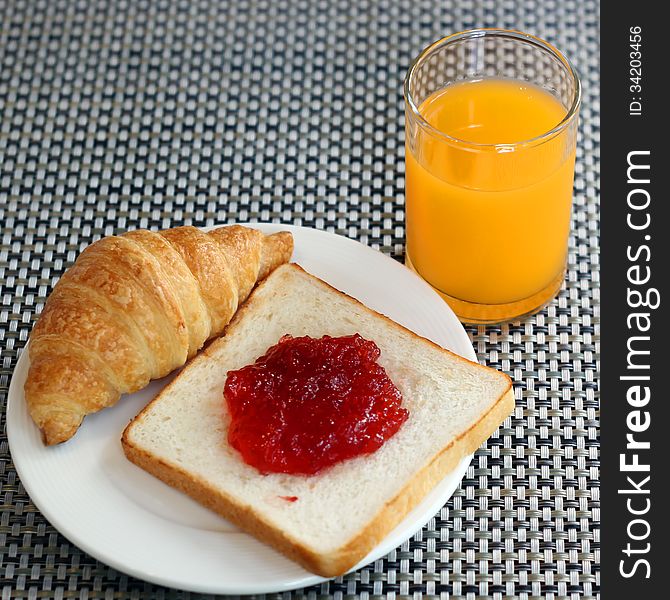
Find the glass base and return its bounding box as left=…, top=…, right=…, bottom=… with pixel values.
left=405, top=253, right=565, bottom=325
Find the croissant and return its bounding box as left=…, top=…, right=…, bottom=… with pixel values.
left=24, top=225, right=293, bottom=445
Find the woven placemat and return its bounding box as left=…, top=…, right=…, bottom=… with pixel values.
left=0, top=0, right=600, bottom=598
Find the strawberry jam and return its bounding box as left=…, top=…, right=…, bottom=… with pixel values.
left=224, top=334, right=408, bottom=475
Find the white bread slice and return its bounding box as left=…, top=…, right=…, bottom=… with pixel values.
left=122, top=263, right=514, bottom=577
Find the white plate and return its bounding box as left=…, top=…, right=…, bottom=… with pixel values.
left=7, top=223, right=476, bottom=595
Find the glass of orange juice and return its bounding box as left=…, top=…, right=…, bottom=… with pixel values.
left=404, top=29, right=581, bottom=324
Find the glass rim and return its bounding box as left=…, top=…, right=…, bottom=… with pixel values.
left=403, top=28, right=582, bottom=150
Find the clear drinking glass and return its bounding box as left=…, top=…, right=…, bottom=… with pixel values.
left=404, top=29, right=581, bottom=324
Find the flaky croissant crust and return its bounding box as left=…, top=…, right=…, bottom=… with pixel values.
left=24, top=225, right=293, bottom=445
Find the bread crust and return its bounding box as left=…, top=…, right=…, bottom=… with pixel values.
left=122, top=263, right=514, bottom=577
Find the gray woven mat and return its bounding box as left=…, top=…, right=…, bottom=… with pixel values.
left=0, top=0, right=600, bottom=598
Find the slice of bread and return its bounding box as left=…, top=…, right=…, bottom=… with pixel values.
left=122, top=263, right=514, bottom=577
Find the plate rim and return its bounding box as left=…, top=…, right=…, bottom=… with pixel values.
left=7, top=222, right=476, bottom=594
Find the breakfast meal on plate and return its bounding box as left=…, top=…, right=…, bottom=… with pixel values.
left=122, top=263, right=514, bottom=577
left=24, top=224, right=293, bottom=445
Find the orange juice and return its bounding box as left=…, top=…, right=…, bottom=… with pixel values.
left=405, top=78, right=576, bottom=309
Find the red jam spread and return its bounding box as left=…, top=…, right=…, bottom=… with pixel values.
left=224, top=334, right=408, bottom=475
left=279, top=495, right=299, bottom=502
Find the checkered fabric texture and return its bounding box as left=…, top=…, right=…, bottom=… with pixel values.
left=0, top=0, right=600, bottom=598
